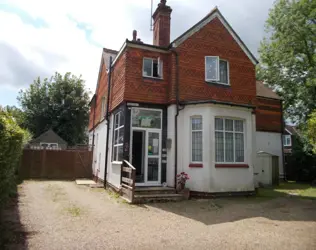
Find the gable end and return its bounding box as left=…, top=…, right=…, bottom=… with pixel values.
left=172, top=9, right=258, bottom=65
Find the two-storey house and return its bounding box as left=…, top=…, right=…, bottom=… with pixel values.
left=88, top=0, right=284, bottom=196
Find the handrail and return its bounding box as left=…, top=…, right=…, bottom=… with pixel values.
left=123, top=160, right=136, bottom=170
left=120, top=160, right=136, bottom=203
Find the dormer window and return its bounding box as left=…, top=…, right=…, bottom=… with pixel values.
left=205, top=56, right=229, bottom=85
left=143, top=58, right=163, bottom=79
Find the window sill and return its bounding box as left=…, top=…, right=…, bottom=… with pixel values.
left=189, top=163, right=203, bottom=168
left=215, top=164, right=249, bottom=168
left=205, top=81, right=230, bottom=87
left=143, top=76, right=164, bottom=81
left=112, top=161, right=122, bottom=165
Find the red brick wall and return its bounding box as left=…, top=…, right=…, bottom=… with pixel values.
left=88, top=52, right=126, bottom=131
left=256, top=97, right=282, bottom=133
left=124, top=47, right=170, bottom=104
left=175, top=17, right=257, bottom=105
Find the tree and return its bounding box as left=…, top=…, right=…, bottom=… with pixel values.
left=257, top=0, right=316, bottom=123
left=18, top=72, right=90, bottom=146
left=3, top=105, right=25, bottom=128
left=307, top=110, right=316, bottom=153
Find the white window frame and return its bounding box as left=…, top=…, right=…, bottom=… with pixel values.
left=40, top=142, right=59, bottom=149
left=283, top=135, right=292, bottom=146
left=219, top=59, right=230, bottom=85
left=205, top=56, right=230, bottom=85
left=215, top=117, right=245, bottom=164
left=112, top=111, right=124, bottom=163
left=142, top=57, right=163, bottom=79
left=190, top=116, right=203, bottom=163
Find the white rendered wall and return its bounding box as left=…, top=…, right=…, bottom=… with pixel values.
left=255, top=131, right=284, bottom=177
left=176, top=104, right=255, bottom=193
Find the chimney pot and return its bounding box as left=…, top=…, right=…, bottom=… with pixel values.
left=132, top=30, right=137, bottom=41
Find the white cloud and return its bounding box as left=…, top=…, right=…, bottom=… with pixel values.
left=0, top=0, right=274, bottom=105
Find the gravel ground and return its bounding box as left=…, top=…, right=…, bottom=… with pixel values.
left=2, top=180, right=316, bottom=250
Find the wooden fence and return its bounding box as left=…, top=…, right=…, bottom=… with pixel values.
left=19, top=149, right=92, bottom=180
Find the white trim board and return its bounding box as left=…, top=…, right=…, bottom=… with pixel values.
left=172, top=10, right=258, bottom=65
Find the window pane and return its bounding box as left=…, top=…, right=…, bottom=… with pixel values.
left=219, top=60, right=228, bottom=84
left=148, top=132, right=159, bottom=156
left=215, top=118, right=223, bottom=130
left=235, top=133, right=244, bottom=162
left=118, top=146, right=123, bottom=161
left=192, top=117, right=202, bottom=130
left=153, top=60, right=158, bottom=77
left=132, top=109, right=161, bottom=128
left=114, top=113, right=119, bottom=128
left=119, top=111, right=124, bottom=126
left=235, top=120, right=243, bottom=132
left=225, top=119, right=234, bottom=131
left=118, top=128, right=124, bottom=144
left=113, top=146, right=117, bottom=161
left=225, top=132, right=234, bottom=162
left=147, top=158, right=159, bottom=182
left=205, top=56, right=218, bottom=81
left=143, top=59, right=152, bottom=77
left=192, top=131, right=202, bottom=162
left=215, top=132, right=224, bottom=162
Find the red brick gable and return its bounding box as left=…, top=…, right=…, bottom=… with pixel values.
left=174, top=16, right=256, bottom=105
left=88, top=51, right=126, bottom=131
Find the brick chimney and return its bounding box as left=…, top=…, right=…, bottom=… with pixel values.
left=152, top=0, right=172, bottom=47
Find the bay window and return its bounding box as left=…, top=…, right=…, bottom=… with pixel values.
left=215, top=118, right=245, bottom=163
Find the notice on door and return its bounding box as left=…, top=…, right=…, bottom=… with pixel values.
left=153, top=139, right=159, bottom=154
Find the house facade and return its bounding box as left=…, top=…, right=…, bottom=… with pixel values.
left=88, top=1, right=283, bottom=194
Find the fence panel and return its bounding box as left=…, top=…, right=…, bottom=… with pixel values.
left=20, top=149, right=92, bottom=180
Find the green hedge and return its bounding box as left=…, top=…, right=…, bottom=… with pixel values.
left=0, top=109, right=30, bottom=206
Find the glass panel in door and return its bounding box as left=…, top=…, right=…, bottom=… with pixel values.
left=147, top=132, right=160, bottom=182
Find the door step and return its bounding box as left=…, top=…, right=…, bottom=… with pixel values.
left=135, top=187, right=176, bottom=195
left=133, top=189, right=183, bottom=204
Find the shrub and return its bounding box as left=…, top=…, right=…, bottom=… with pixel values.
left=0, top=109, right=30, bottom=206
left=285, top=135, right=316, bottom=182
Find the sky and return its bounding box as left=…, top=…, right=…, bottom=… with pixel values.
left=0, top=0, right=275, bottom=107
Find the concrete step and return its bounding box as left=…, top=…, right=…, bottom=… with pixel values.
left=133, top=193, right=183, bottom=204
left=135, top=187, right=176, bottom=195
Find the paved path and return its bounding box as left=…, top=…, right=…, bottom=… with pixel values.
left=3, top=181, right=316, bottom=249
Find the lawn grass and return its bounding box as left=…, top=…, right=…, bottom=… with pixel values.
left=257, top=181, right=316, bottom=200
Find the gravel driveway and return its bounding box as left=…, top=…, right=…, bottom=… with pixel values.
left=2, top=181, right=316, bottom=250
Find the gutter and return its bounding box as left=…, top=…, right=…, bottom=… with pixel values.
left=104, top=56, right=113, bottom=188
left=180, top=100, right=255, bottom=109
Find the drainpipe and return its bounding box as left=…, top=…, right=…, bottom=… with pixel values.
left=104, top=56, right=113, bottom=188
left=172, top=49, right=180, bottom=188
left=280, top=99, right=286, bottom=181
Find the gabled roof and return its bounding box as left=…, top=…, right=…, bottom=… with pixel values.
left=31, top=129, right=67, bottom=145
left=171, top=7, right=259, bottom=65
left=285, top=125, right=298, bottom=135
left=256, top=81, right=282, bottom=100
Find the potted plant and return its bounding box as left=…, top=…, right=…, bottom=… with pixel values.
left=177, top=172, right=190, bottom=199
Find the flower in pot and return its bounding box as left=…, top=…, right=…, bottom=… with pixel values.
left=177, top=172, right=190, bottom=191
